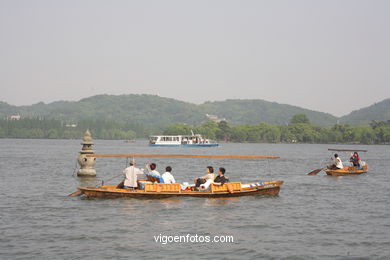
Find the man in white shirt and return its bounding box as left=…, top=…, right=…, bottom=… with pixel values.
left=334, top=154, right=343, bottom=169
left=162, top=166, right=176, bottom=183
left=329, top=153, right=343, bottom=170
left=123, top=161, right=144, bottom=189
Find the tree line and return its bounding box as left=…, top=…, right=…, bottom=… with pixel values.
left=0, top=118, right=152, bottom=140
left=164, top=114, right=389, bottom=144
left=1, top=115, right=390, bottom=144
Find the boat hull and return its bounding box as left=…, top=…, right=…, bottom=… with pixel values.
left=324, top=165, right=368, bottom=176
left=78, top=181, right=283, bottom=199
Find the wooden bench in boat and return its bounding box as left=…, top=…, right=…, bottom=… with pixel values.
left=143, top=182, right=242, bottom=193
left=144, top=183, right=182, bottom=193
left=210, top=182, right=242, bottom=193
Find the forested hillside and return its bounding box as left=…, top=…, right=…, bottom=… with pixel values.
left=199, top=99, right=337, bottom=126
left=340, top=99, right=390, bottom=126
left=1, top=95, right=389, bottom=129
left=2, top=95, right=204, bottom=127
left=0, top=94, right=338, bottom=126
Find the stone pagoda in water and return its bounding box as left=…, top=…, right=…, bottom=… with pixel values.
left=77, top=129, right=97, bottom=177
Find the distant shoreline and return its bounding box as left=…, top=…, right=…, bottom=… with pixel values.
left=0, top=138, right=388, bottom=145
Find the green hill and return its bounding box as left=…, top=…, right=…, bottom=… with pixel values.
left=199, top=99, right=337, bottom=126
left=339, top=99, right=390, bottom=126
left=0, top=101, right=18, bottom=117
left=1, top=94, right=387, bottom=127
left=11, top=94, right=205, bottom=127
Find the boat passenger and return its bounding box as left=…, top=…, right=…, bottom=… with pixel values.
left=146, top=163, right=160, bottom=176
left=329, top=153, right=343, bottom=170
left=194, top=166, right=214, bottom=188
left=349, top=153, right=356, bottom=166
left=162, top=166, right=176, bottom=183
left=123, top=161, right=144, bottom=190
left=353, top=152, right=362, bottom=168
left=213, top=167, right=229, bottom=185
left=350, top=152, right=359, bottom=167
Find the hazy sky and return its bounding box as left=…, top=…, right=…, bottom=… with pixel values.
left=0, top=0, right=389, bottom=116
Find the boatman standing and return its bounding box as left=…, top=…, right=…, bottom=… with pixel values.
left=123, top=161, right=144, bottom=190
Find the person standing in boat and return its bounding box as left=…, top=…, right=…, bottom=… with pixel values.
left=123, top=161, right=145, bottom=190
left=329, top=153, right=343, bottom=170
left=162, top=166, right=176, bottom=183
left=194, top=166, right=214, bottom=188
left=213, top=167, right=229, bottom=185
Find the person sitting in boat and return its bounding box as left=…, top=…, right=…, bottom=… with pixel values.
left=329, top=153, right=343, bottom=170
left=194, top=166, right=214, bottom=189
left=123, top=161, right=145, bottom=190
left=353, top=152, right=362, bottom=168
left=350, top=152, right=359, bottom=167
left=146, top=163, right=160, bottom=176
left=213, top=167, right=229, bottom=186
left=162, top=166, right=176, bottom=184
left=145, top=162, right=163, bottom=183
left=349, top=153, right=356, bottom=166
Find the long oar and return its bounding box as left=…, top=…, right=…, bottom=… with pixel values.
left=68, top=190, right=82, bottom=196
left=307, top=167, right=326, bottom=175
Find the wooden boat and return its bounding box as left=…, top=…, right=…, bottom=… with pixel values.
left=77, top=180, right=283, bottom=199
left=308, top=148, right=369, bottom=176
left=72, top=153, right=283, bottom=199
left=324, top=164, right=368, bottom=176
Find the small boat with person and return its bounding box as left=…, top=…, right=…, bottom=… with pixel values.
left=308, top=148, right=368, bottom=176
left=149, top=131, right=218, bottom=147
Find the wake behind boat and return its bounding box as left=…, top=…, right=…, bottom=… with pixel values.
left=149, top=132, right=218, bottom=147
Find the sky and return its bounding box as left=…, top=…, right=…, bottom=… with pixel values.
left=0, top=0, right=389, bottom=117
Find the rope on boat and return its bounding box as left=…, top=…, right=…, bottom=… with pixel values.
left=71, top=160, right=78, bottom=177
left=101, top=172, right=124, bottom=186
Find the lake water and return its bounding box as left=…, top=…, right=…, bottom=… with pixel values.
left=0, top=139, right=389, bottom=260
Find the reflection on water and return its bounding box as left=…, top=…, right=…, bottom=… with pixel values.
left=77, top=176, right=99, bottom=187
left=203, top=197, right=240, bottom=206
left=0, top=139, right=389, bottom=259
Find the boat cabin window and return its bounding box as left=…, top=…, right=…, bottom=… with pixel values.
left=158, top=136, right=181, bottom=142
